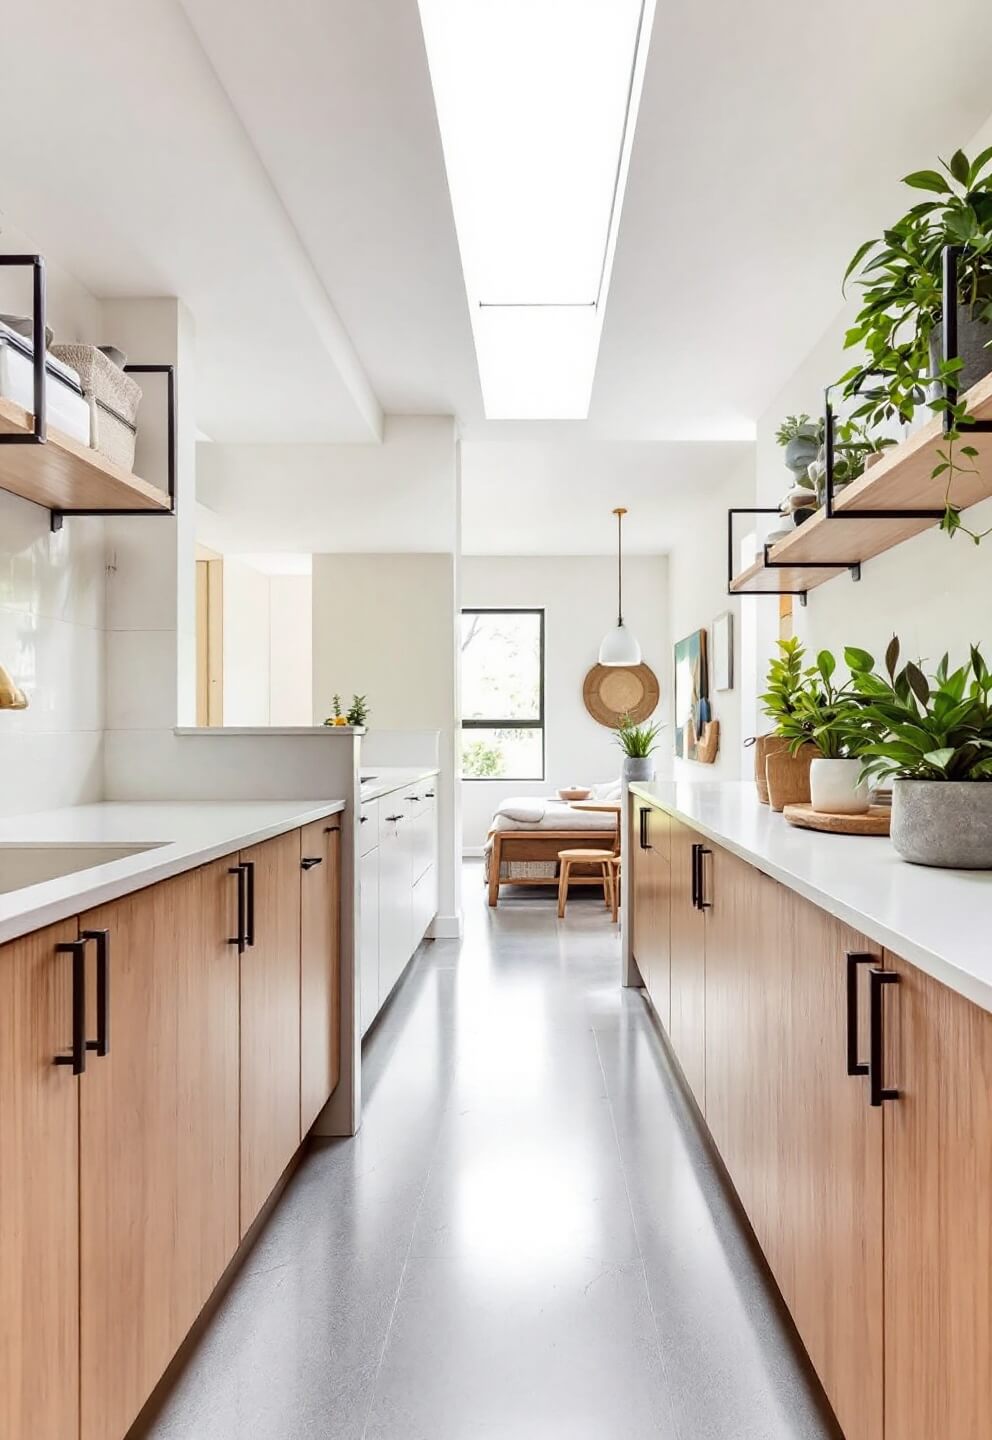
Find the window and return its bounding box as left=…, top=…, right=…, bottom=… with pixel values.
left=461, top=609, right=545, bottom=780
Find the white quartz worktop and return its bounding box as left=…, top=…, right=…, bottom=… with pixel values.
left=0, top=800, right=346, bottom=946
left=359, top=767, right=439, bottom=802
left=630, top=781, right=992, bottom=1016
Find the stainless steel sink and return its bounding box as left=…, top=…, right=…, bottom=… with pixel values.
left=0, top=842, right=166, bottom=895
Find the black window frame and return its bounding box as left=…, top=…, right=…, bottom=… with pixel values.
left=460, top=607, right=546, bottom=782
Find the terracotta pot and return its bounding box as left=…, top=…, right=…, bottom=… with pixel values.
left=766, top=744, right=818, bottom=812
left=753, top=735, right=790, bottom=805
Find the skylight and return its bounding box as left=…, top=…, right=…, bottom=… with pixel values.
left=418, top=0, right=655, bottom=420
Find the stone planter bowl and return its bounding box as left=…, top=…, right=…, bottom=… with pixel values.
left=891, top=779, right=992, bottom=869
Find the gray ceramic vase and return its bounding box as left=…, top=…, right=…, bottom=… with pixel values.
left=784, top=428, right=819, bottom=476
left=623, top=755, right=655, bottom=783
left=890, top=779, right=992, bottom=869
left=929, top=308, right=992, bottom=396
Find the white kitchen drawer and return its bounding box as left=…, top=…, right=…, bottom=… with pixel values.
left=412, top=864, right=437, bottom=949
left=360, top=846, right=380, bottom=1034
left=359, top=799, right=379, bottom=856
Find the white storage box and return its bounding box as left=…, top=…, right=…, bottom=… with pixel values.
left=51, top=344, right=142, bottom=471
left=0, top=321, right=90, bottom=444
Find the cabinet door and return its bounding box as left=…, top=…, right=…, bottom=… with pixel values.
left=883, top=952, right=992, bottom=1440
left=706, top=849, right=883, bottom=1440
left=629, top=800, right=654, bottom=987
left=79, top=862, right=240, bottom=1440
left=300, top=819, right=341, bottom=1135
left=240, top=828, right=302, bottom=1233
left=360, top=845, right=380, bottom=1034
left=669, top=819, right=705, bottom=1105
left=0, top=920, right=79, bottom=1440
left=378, top=808, right=412, bottom=1002
left=630, top=801, right=669, bottom=1024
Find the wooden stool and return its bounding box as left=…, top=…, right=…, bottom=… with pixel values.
left=557, top=848, right=615, bottom=918
left=608, top=855, right=621, bottom=923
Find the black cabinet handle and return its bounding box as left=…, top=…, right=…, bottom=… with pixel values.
left=691, top=844, right=712, bottom=910
left=229, top=864, right=247, bottom=953
left=690, top=842, right=700, bottom=908
left=82, top=928, right=110, bottom=1058
left=301, top=856, right=323, bottom=870
left=425, top=791, right=435, bottom=799
left=698, top=847, right=712, bottom=909
left=869, top=968, right=899, bottom=1107
left=408, top=795, right=421, bottom=803
left=386, top=814, right=404, bottom=823
left=55, top=940, right=87, bottom=1075
left=325, top=824, right=340, bottom=833
left=244, top=860, right=256, bottom=947
left=639, top=807, right=649, bottom=850
left=359, top=816, right=368, bottom=824
left=846, top=952, right=873, bottom=1077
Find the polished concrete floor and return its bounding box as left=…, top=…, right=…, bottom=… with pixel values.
left=141, top=864, right=839, bottom=1440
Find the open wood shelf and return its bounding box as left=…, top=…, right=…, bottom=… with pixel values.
left=730, top=371, right=992, bottom=596
left=0, top=396, right=171, bottom=517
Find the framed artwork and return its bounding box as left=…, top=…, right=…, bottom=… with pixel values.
left=673, top=628, right=709, bottom=760
left=712, top=612, right=734, bottom=691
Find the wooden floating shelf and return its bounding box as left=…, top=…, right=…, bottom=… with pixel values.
left=0, top=396, right=171, bottom=517
left=731, top=372, right=992, bottom=597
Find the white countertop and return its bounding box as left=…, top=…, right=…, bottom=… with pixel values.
left=630, top=781, right=992, bottom=1015
left=360, top=767, right=439, bottom=802
left=0, top=800, right=346, bottom=946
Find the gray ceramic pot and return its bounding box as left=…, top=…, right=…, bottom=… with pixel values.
left=929, top=308, right=992, bottom=396
left=623, top=755, right=655, bottom=783
left=891, top=779, right=992, bottom=868
left=784, top=429, right=819, bottom=476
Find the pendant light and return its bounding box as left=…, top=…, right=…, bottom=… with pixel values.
left=598, top=506, right=642, bottom=666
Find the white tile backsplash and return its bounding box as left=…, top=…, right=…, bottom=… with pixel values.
left=0, top=490, right=106, bottom=814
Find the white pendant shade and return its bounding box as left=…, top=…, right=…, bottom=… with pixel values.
left=599, top=621, right=642, bottom=667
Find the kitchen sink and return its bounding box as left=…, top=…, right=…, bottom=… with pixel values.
left=0, top=842, right=166, bottom=895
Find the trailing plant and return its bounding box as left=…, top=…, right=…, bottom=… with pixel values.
left=616, top=712, right=662, bottom=758
left=838, top=146, right=992, bottom=542
left=849, top=637, right=992, bottom=784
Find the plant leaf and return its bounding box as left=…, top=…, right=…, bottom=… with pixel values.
left=901, top=169, right=953, bottom=194
left=905, top=662, right=931, bottom=707
left=948, top=149, right=971, bottom=185
left=842, top=238, right=879, bottom=295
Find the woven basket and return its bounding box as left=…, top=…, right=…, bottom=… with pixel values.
left=753, top=735, right=790, bottom=805
left=50, top=344, right=141, bottom=470
left=766, top=744, right=818, bottom=812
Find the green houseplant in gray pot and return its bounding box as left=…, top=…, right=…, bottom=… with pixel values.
left=617, top=712, right=662, bottom=783
left=851, top=638, right=992, bottom=867
left=776, top=414, right=822, bottom=478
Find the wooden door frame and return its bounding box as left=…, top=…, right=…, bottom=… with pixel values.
left=195, top=546, right=224, bottom=726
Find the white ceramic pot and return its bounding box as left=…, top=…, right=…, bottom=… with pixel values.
left=809, top=758, right=869, bottom=815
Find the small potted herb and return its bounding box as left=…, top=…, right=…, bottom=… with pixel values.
left=778, top=647, right=879, bottom=814
left=851, top=639, right=992, bottom=867
left=616, top=712, right=662, bottom=783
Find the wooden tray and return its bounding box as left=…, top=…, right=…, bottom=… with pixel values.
left=783, top=803, right=890, bottom=836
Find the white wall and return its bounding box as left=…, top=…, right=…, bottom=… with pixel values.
left=269, top=575, right=312, bottom=725
left=222, top=556, right=271, bottom=725
left=312, top=552, right=460, bottom=927
left=0, top=224, right=107, bottom=813
left=459, top=555, right=670, bottom=850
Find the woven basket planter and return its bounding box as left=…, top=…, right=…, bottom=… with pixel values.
left=753, top=735, right=790, bottom=805
left=766, top=744, right=818, bottom=812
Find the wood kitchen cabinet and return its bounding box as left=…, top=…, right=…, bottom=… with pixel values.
left=629, top=800, right=671, bottom=1028
left=883, top=952, right=992, bottom=1440
left=78, top=860, right=240, bottom=1440
left=668, top=818, right=706, bottom=1107
left=300, top=817, right=342, bottom=1135
left=239, top=828, right=303, bottom=1234
left=0, top=919, right=80, bottom=1440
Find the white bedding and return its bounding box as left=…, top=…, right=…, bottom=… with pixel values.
left=488, top=799, right=617, bottom=834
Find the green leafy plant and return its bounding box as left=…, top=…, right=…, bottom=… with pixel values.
left=849, top=637, right=992, bottom=784
left=838, top=146, right=992, bottom=542
left=759, top=637, right=807, bottom=728
left=462, top=738, right=504, bottom=778
left=346, top=694, right=369, bottom=727
left=765, top=645, right=879, bottom=758
left=775, top=413, right=822, bottom=447
left=616, top=712, right=662, bottom=758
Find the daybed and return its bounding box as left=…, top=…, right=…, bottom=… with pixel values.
left=484, top=792, right=619, bottom=907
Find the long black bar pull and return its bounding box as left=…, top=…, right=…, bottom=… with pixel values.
left=639, top=806, right=649, bottom=850
left=697, top=847, right=712, bottom=910
left=244, top=860, right=256, bottom=947
left=869, top=968, right=900, bottom=1107
left=229, top=864, right=247, bottom=953
left=301, top=856, right=323, bottom=870
left=81, top=928, right=111, bottom=1057
left=55, top=940, right=87, bottom=1075
left=846, top=952, right=873, bottom=1077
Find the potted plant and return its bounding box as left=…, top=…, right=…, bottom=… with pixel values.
left=838, top=146, right=992, bottom=542
left=779, top=647, right=881, bottom=814
left=851, top=638, right=992, bottom=867
left=754, top=637, right=808, bottom=805
left=775, top=413, right=823, bottom=478
left=616, top=712, right=662, bottom=782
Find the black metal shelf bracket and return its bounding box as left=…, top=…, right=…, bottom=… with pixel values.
left=49, top=363, right=177, bottom=532
left=727, top=507, right=861, bottom=607
left=0, top=254, right=47, bottom=446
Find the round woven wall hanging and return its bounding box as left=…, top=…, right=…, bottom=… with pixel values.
left=582, top=662, right=660, bottom=728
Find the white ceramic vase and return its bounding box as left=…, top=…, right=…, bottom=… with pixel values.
left=809, top=758, right=869, bottom=815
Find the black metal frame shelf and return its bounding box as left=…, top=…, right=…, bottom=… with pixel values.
left=0, top=254, right=177, bottom=531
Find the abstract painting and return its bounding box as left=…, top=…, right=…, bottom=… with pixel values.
left=674, top=628, right=709, bottom=760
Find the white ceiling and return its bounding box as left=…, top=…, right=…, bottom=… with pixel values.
left=3, top=0, right=992, bottom=549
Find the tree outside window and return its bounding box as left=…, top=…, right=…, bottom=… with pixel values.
left=460, top=609, right=545, bottom=780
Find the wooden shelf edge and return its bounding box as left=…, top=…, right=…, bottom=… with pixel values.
left=0, top=397, right=171, bottom=515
